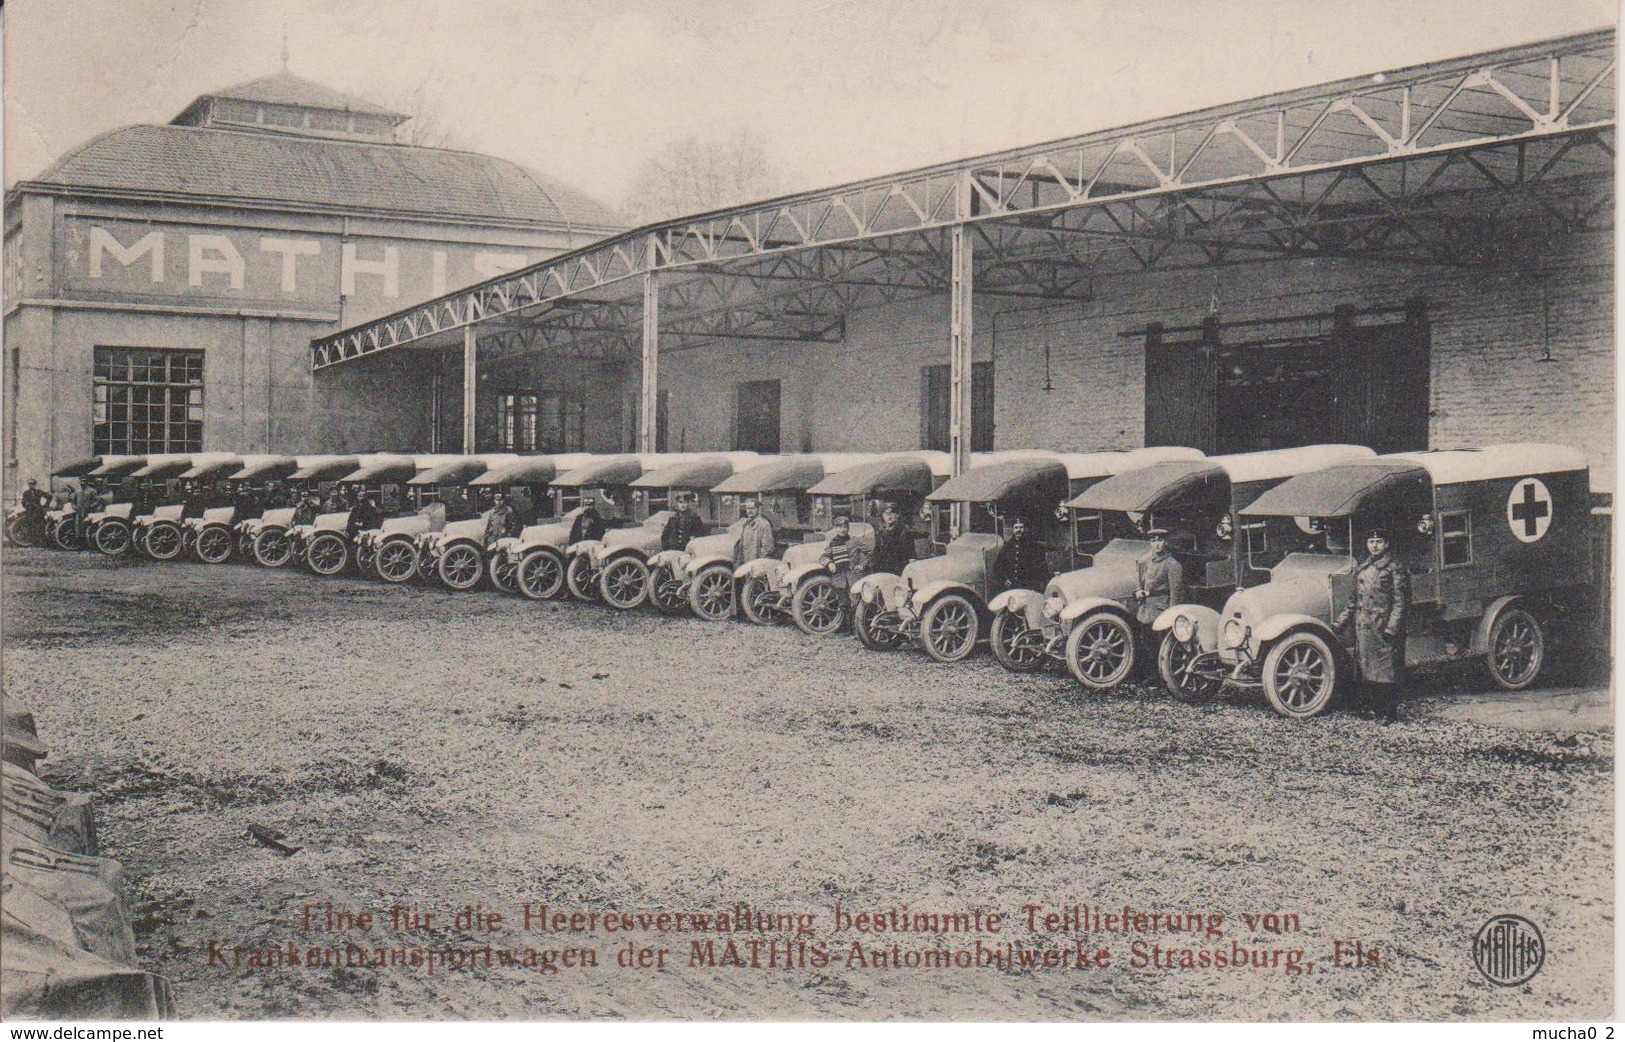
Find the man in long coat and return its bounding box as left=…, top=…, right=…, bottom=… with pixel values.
left=733, top=498, right=776, bottom=566
left=1334, top=528, right=1410, bottom=720
left=1134, top=528, right=1187, bottom=626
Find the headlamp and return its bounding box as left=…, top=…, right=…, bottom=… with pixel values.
left=1043, top=595, right=1065, bottom=619
left=1173, top=615, right=1195, bottom=643
left=1222, top=618, right=1247, bottom=649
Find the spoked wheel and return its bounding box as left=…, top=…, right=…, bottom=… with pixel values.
left=649, top=565, right=689, bottom=614
left=374, top=538, right=420, bottom=583
left=355, top=542, right=376, bottom=578
left=305, top=532, right=349, bottom=576
left=920, top=593, right=980, bottom=663
left=195, top=525, right=235, bottom=564
left=598, top=556, right=651, bottom=610
left=1065, top=611, right=1136, bottom=689
left=1486, top=606, right=1545, bottom=691
left=990, top=610, right=1048, bottom=672
left=853, top=598, right=902, bottom=650
left=1158, top=634, right=1222, bottom=702
left=738, top=576, right=779, bottom=625
left=94, top=520, right=131, bottom=557
left=143, top=521, right=184, bottom=561
left=517, top=548, right=566, bottom=600
left=6, top=515, right=38, bottom=547
left=565, top=555, right=601, bottom=602
left=487, top=552, right=518, bottom=594
left=791, top=575, right=846, bottom=636
left=438, top=543, right=485, bottom=591
left=52, top=519, right=83, bottom=551
left=252, top=528, right=292, bottom=568
left=1261, top=630, right=1339, bottom=720
left=687, top=564, right=735, bottom=622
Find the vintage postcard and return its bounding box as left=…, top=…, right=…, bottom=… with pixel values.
left=0, top=0, right=1614, bottom=1027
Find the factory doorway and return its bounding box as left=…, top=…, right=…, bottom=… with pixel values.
left=735, top=379, right=781, bottom=454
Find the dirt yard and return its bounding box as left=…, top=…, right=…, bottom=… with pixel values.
left=1, top=548, right=1612, bottom=1021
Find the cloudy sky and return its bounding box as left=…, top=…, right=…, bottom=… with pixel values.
left=4, top=0, right=1614, bottom=212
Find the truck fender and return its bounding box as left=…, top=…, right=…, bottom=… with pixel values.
left=1253, top=613, right=1337, bottom=647
left=1471, top=595, right=1527, bottom=656
left=687, top=553, right=735, bottom=576
left=783, top=561, right=830, bottom=591
left=648, top=549, right=691, bottom=572
left=910, top=580, right=981, bottom=614
left=598, top=545, right=649, bottom=566
left=1058, top=595, right=1131, bottom=625
left=988, top=588, right=1047, bottom=629
left=733, top=557, right=782, bottom=582
left=852, top=572, right=900, bottom=607
left=566, top=539, right=603, bottom=560
left=1153, top=604, right=1223, bottom=654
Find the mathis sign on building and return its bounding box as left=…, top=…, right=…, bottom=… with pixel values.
left=59, top=217, right=543, bottom=324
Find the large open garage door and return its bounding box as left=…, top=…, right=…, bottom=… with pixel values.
left=1146, top=302, right=1430, bottom=454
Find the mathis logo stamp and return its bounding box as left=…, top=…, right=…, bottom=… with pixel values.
left=1473, top=914, right=1545, bottom=986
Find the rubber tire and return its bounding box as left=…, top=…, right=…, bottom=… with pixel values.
left=355, top=541, right=376, bottom=578
left=143, top=521, right=185, bottom=561
left=738, top=575, right=778, bottom=625
left=791, top=575, right=846, bottom=636
left=194, top=525, right=235, bottom=564
left=990, top=610, right=1048, bottom=672
left=6, top=514, right=38, bottom=548
left=920, top=593, right=981, bottom=663
left=687, top=564, right=735, bottom=622
left=375, top=538, right=420, bottom=583
left=1261, top=630, right=1340, bottom=720
left=305, top=532, right=349, bottom=576
left=1157, top=633, right=1222, bottom=702
left=565, top=554, right=601, bottom=602
left=649, top=565, right=689, bottom=614
left=599, top=556, right=651, bottom=610
left=94, top=519, right=131, bottom=557
left=517, top=548, right=566, bottom=600
left=487, top=552, right=518, bottom=594
left=252, top=528, right=292, bottom=568
left=1485, top=606, right=1545, bottom=691
left=1065, top=611, right=1137, bottom=689
left=52, top=519, right=84, bottom=552
left=853, top=598, right=901, bottom=651
left=438, top=543, right=485, bottom=591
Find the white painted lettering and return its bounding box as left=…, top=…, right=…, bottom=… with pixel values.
left=259, top=238, right=321, bottom=293
left=89, top=227, right=164, bottom=283
left=342, top=243, right=400, bottom=298
left=188, top=234, right=246, bottom=289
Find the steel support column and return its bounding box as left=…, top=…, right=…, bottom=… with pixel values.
left=462, top=325, right=477, bottom=453
left=949, top=173, right=975, bottom=535
left=639, top=271, right=660, bottom=453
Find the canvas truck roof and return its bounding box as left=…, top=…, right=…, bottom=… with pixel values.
left=807, top=455, right=938, bottom=497
left=1241, top=459, right=1431, bottom=518
left=1388, top=443, right=1588, bottom=484
left=287, top=457, right=361, bottom=480
left=928, top=458, right=1070, bottom=504
left=52, top=457, right=105, bottom=478
left=407, top=459, right=491, bottom=487
left=630, top=456, right=743, bottom=491
left=713, top=456, right=831, bottom=494
left=339, top=456, right=419, bottom=484
left=129, top=455, right=196, bottom=478
left=176, top=453, right=244, bottom=480
left=228, top=456, right=300, bottom=481
left=553, top=456, right=647, bottom=489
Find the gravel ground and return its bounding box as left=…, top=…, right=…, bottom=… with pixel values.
left=1, top=548, right=1612, bottom=1021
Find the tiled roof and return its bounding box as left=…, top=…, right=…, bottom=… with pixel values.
left=26, top=124, right=621, bottom=230
left=187, top=71, right=406, bottom=121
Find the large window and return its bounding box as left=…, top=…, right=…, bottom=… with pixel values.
left=93, top=347, right=203, bottom=455
left=920, top=363, right=994, bottom=452
left=498, top=391, right=584, bottom=452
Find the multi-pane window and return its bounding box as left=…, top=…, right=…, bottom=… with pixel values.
left=93, top=348, right=203, bottom=455
left=1441, top=511, right=1472, bottom=567
left=497, top=391, right=584, bottom=453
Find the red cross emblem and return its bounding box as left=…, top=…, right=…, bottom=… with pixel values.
left=1506, top=478, right=1552, bottom=543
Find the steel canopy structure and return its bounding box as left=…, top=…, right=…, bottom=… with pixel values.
left=311, top=31, right=1614, bottom=479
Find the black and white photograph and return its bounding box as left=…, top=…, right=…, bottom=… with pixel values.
left=0, top=0, right=1615, bottom=1026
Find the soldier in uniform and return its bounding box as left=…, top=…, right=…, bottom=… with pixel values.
left=661, top=492, right=705, bottom=551
left=21, top=479, right=49, bottom=539
left=993, top=517, right=1049, bottom=592
left=483, top=492, right=516, bottom=546
left=870, top=502, right=915, bottom=576
left=568, top=498, right=607, bottom=545
left=733, top=497, right=776, bottom=566
left=1334, top=528, right=1410, bottom=722
left=1134, top=529, right=1187, bottom=626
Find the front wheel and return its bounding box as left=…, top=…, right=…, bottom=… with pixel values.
left=599, top=556, right=651, bottom=610
left=374, top=538, right=420, bottom=583
left=305, top=532, right=349, bottom=576
left=687, top=564, right=735, bottom=622
left=144, top=521, right=185, bottom=561
left=252, top=528, right=292, bottom=568
left=1261, top=630, right=1340, bottom=719
left=1158, top=634, right=1222, bottom=702
left=565, top=555, right=601, bottom=602
left=990, top=610, right=1047, bottom=672
left=738, top=575, right=778, bottom=625
left=853, top=598, right=901, bottom=651
left=516, top=549, right=566, bottom=600
left=791, top=575, right=846, bottom=636
left=487, top=552, right=518, bottom=594
left=1065, top=612, right=1136, bottom=689
left=649, top=565, right=689, bottom=614
left=1486, top=606, right=1545, bottom=691
left=52, top=519, right=84, bottom=551
left=438, top=543, right=485, bottom=591
left=920, top=593, right=980, bottom=663
left=194, top=525, right=235, bottom=564
left=6, top=514, right=38, bottom=547
left=94, top=519, right=131, bottom=557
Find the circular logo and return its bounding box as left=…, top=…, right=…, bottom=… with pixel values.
left=1506, top=478, right=1553, bottom=544
left=1473, top=914, right=1545, bottom=986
